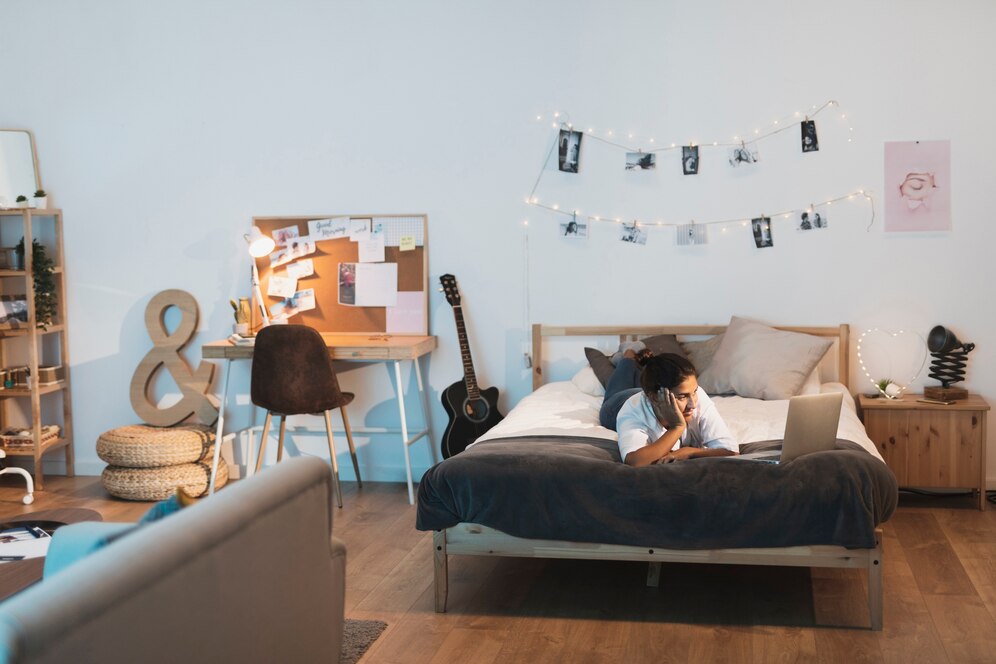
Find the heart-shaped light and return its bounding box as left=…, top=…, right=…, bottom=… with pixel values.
left=856, top=329, right=927, bottom=399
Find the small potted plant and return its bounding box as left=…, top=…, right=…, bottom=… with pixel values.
left=33, top=190, right=48, bottom=210
left=15, top=195, right=28, bottom=209
left=15, top=238, right=57, bottom=329
left=230, top=297, right=251, bottom=336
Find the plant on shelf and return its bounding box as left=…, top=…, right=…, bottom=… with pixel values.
left=15, top=238, right=57, bottom=330
left=33, top=190, right=48, bottom=210
left=15, top=195, right=28, bottom=208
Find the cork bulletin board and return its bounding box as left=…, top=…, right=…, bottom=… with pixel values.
left=251, top=214, right=428, bottom=335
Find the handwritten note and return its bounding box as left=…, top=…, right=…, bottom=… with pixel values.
left=349, top=218, right=371, bottom=241
left=355, top=263, right=398, bottom=307
left=268, top=275, right=298, bottom=298
left=399, top=235, right=416, bottom=251
left=308, top=217, right=350, bottom=241
left=358, top=235, right=385, bottom=263
left=285, top=259, right=314, bottom=280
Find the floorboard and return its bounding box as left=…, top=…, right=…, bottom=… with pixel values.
left=3, top=475, right=996, bottom=663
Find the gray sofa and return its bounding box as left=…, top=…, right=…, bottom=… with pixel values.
left=0, top=457, right=345, bottom=664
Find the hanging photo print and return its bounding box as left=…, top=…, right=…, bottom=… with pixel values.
left=625, top=152, right=656, bottom=170
left=675, top=223, right=707, bottom=245
left=751, top=216, right=773, bottom=248
left=558, top=129, right=583, bottom=173
left=729, top=144, right=759, bottom=167
left=797, top=208, right=828, bottom=230
left=682, top=146, right=699, bottom=175
left=619, top=222, right=647, bottom=245
left=559, top=215, right=588, bottom=239
left=801, top=120, right=819, bottom=152
left=883, top=140, right=951, bottom=232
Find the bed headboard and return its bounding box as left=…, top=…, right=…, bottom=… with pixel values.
left=530, top=324, right=850, bottom=391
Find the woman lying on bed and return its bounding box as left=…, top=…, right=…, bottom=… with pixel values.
left=599, top=350, right=738, bottom=466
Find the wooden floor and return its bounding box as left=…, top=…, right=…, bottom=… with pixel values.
left=3, top=474, right=996, bottom=663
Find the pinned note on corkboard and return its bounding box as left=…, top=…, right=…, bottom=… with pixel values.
left=251, top=214, right=428, bottom=335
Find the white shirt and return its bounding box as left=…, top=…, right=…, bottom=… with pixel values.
left=616, top=387, right=737, bottom=462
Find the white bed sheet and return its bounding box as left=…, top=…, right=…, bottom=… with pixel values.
left=474, top=381, right=883, bottom=461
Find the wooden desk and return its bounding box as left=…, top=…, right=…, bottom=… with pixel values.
left=203, top=334, right=437, bottom=504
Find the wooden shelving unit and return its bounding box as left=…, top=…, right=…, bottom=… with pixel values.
left=0, top=208, right=74, bottom=490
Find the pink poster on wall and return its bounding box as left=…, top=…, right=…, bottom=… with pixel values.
left=883, top=140, right=951, bottom=232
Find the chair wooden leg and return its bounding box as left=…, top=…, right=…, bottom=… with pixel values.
left=323, top=410, right=343, bottom=508
left=276, top=414, right=287, bottom=463
left=340, top=406, right=362, bottom=488
left=255, top=411, right=273, bottom=474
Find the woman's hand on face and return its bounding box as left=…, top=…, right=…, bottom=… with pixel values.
left=650, top=388, right=686, bottom=430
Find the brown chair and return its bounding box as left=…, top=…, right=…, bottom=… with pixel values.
left=251, top=324, right=361, bottom=507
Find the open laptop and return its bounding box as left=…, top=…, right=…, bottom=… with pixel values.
left=736, top=392, right=844, bottom=463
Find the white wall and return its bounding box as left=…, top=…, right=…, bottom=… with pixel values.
left=2, top=1, right=994, bottom=484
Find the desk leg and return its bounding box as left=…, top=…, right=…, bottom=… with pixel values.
left=394, top=360, right=416, bottom=505
left=209, top=359, right=233, bottom=495
left=414, top=357, right=438, bottom=465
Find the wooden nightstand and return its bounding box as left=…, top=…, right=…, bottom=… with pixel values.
left=858, top=394, right=990, bottom=510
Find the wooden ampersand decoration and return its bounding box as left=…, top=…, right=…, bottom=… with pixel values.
left=129, top=289, right=219, bottom=426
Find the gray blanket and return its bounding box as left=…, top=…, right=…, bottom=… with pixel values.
left=416, top=436, right=897, bottom=549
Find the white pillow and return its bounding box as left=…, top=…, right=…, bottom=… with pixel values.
left=571, top=366, right=605, bottom=397
left=698, top=316, right=833, bottom=400
left=798, top=367, right=822, bottom=396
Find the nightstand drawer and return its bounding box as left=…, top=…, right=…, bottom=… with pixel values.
left=859, top=394, right=990, bottom=510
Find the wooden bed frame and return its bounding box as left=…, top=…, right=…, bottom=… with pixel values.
left=432, top=323, right=884, bottom=630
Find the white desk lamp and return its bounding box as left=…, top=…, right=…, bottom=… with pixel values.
left=244, top=227, right=274, bottom=327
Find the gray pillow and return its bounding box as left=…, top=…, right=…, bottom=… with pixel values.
left=584, top=347, right=616, bottom=387
left=697, top=316, right=833, bottom=400
left=640, top=334, right=689, bottom=360
left=680, top=334, right=724, bottom=373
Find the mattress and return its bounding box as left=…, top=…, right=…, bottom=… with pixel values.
left=418, top=381, right=897, bottom=549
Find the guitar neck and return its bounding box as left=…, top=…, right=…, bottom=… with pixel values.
left=452, top=305, right=480, bottom=399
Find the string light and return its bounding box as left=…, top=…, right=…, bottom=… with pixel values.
left=534, top=100, right=852, bottom=155
left=526, top=190, right=874, bottom=233
left=527, top=101, right=868, bottom=237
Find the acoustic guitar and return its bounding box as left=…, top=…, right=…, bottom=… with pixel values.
left=439, top=274, right=504, bottom=458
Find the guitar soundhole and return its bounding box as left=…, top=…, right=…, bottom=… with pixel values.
left=463, top=398, right=490, bottom=423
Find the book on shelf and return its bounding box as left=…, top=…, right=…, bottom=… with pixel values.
left=0, top=424, right=60, bottom=448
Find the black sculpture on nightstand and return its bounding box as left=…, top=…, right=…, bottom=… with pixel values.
left=925, top=325, right=974, bottom=401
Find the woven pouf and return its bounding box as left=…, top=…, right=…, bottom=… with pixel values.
left=97, top=424, right=215, bottom=468
left=101, top=456, right=228, bottom=501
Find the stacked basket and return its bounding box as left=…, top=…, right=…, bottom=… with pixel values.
left=97, top=424, right=227, bottom=501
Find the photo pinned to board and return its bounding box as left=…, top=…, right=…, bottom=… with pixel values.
left=751, top=216, right=773, bottom=248
left=338, top=262, right=398, bottom=307
left=682, top=146, right=699, bottom=175
left=558, top=129, right=583, bottom=173
left=729, top=144, right=759, bottom=167
left=271, top=225, right=300, bottom=247
left=797, top=208, right=828, bottom=231
left=619, top=222, right=647, bottom=245
left=560, top=213, right=588, bottom=239
left=801, top=120, right=819, bottom=153
left=269, top=237, right=316, bottom=268
left=675, top=222, right=707, bottom=245
left=625, top=152, right=656, bottom=170
left=270, top=288, right=316, bottom=322
left=338, top=262, right=356, bottom=305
